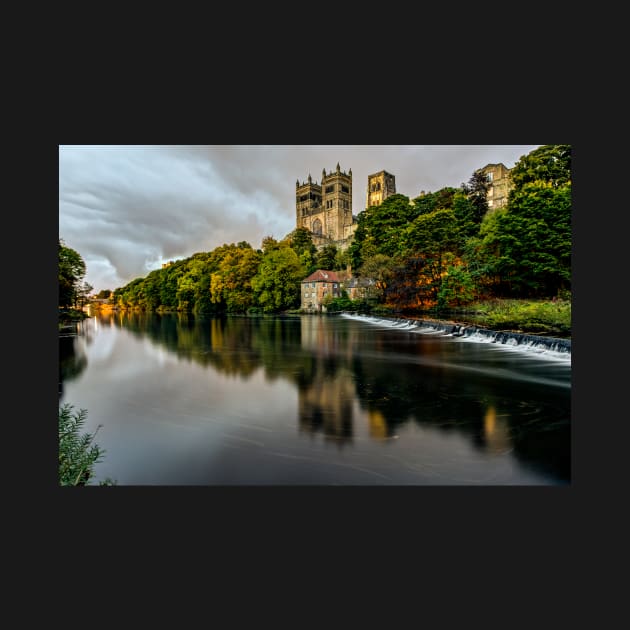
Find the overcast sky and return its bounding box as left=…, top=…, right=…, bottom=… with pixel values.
left=59, top=145, right=540, bottom=293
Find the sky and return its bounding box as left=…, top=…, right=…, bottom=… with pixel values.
left=59, top=145, right=540, bottom=293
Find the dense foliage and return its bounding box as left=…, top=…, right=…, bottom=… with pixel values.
left=107, top=145, right=571, bottom=315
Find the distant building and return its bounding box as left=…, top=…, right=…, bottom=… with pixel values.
left=301, top=269, right=343, bottom=312
left=341, top=276, right=368, bottom=301
left=477, top=163, right=513, bottom=211
left=366, top=170, right=396, bottom=208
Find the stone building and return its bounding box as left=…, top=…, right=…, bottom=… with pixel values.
left=366, top=170, right=396, bottom=207
left=477, top=163, right=513, bottom=211
left=296, top=163, right=357, bottom=249
left=300, top=269, right=343, bottom=312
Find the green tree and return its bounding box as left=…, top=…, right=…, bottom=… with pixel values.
left=461, top=170, right=490, bottom=226
left=315, top=244, right=338, bottom=270
left=348, top=194, right=413, bottom=269
left=251, top=244, right=305, bottom=312
left=402, top=209, right=464, bottom=305
left=210, top=244, right=262, bottom=312
left=359, top=253, right=396, bottom=303
left=411, top=187, right=458, bottom=216
left=509, top=144, right=571, bottom=191
left=470, top=181, right=571, bottom=296
left=334, top=247, right=350, bottom=271
left=59, top=239, right=87, bottom=308
left=436, top=264, right=477, bottom=309
left=288, top=227, right=317, bottom=259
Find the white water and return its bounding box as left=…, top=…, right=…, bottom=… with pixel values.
left=340, top=313, right=571, bottom=363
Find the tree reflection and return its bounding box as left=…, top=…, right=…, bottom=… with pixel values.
left=59, top=333, right=87, bottom=401
left=96, top=312, right=569, bottom=481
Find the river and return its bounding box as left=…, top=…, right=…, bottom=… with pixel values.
left=59, top=311, right=571, bottom=485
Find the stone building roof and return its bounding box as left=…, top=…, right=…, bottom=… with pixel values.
left=301, top=269, right=342, bottom=283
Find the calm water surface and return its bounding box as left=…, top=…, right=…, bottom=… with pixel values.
left=59, top=312, right=571, bottom=485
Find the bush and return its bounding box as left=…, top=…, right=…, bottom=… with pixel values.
left=59, top=404, right=115, bottom=486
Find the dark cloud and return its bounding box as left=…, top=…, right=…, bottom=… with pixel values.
left=59, top=145, right=539, bottom=292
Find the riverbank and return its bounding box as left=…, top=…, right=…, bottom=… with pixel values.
left=444, top=298, right=571, bottom=338
left=81, top=297, right=571, bottom=339
left=58, top=308, right=89, bottom=334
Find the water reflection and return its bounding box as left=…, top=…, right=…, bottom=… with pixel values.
left=59, top=328, right=88, bottom=401
left=77, top=312, right=570, bottom=483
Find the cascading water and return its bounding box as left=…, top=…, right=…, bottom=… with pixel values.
left=340, top=313, right=571, bottom=361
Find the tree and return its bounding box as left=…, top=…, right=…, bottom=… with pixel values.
left=411, top=187, right=458, bottom=216
left=436, top=264, right=477, bottom=309
left=261, top=235, right=280, bottom=253
left=401, top=209, right=464, bottom=305
left=348, top=194, right=413, bottom=270
left=288, top=227, right=316, bottom=259
left=461, top=171, right=490, bottom=226
left=59, top=239, right=86, bottom=308
left=359, top=253, right=396, bottom=303
left=287, top=227, right=317, bottom=276
left=315, top=244, right=338, bottom=270
left=470, top=181, right=571, bottom=296
left=509, top=144, right=571, bottom=191
left=464, top=145, right=572, bottom=297
left=210, top=244, right=262, bottom=312
left=251, top=244, right=305, bottom=312
left=75, top=282, right=93, bottom=309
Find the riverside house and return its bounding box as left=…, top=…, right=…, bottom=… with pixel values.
left=300, top=270, right=342, bottom=312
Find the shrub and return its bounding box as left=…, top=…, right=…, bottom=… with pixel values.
left=59, top=403, right=115, bottom=486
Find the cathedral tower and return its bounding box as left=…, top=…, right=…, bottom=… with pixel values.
left=366, top=170, right=396, bottom=208
left=296, top=163, right=354, bottom=248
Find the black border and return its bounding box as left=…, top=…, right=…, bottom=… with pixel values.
left=36, top=64, right=599, bottom=610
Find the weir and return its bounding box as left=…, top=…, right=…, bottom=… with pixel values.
left=340, top=313, right=571, bottom=360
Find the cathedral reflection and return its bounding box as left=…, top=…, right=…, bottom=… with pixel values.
left=481, top=405, right=512, bottom=454
left=297, top=366, right=355, bottom=447
left=297, top=316, right=357, bottom=447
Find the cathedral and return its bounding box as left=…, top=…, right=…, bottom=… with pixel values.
left=295, top=163, right=357, bottom=249
left=296, top=159, right=508, bottom=248
left=295, top=164, right=398, bottom=249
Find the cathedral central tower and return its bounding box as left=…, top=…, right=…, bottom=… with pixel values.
left=296, top=163, right=355, bottom=248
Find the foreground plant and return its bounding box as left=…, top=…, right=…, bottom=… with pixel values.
left=59, top=403, right=115, bottom=485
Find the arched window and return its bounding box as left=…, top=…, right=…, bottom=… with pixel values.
left=312, top=218, right=322, bottom=235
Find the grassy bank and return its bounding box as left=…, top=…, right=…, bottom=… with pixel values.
left=441, top=298, right=571, bottom=338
